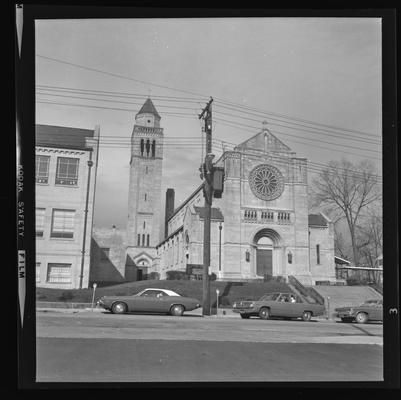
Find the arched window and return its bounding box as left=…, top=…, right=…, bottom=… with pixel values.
left=147, top=234, right=150, bottom=247
left=146, top=140, right=150, bottom=157
left=151, top=140, right=156, bottom=158
left=137, top=234, right=140, bottom=246
left=140, top=139, right=144, bottom=156
left=142, top=234, right=145, bottom=246
left=143, top=221, right=146, bottom=229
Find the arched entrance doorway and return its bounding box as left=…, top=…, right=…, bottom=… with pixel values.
left=252, top=228, right=281, bottom=278
left=256, top=237, right=273, bottom=277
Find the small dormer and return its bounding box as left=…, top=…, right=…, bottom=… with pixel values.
left=135, top=98, right=161, bottom=128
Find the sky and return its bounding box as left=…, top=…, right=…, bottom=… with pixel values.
left=35, top=17, right=382, bottom=233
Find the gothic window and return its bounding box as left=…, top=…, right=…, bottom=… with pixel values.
left=147, top=234, right=150, bottom=247
left=137, top=234, right=140, bottom=246
left=144, top=193, right=147, bottom=201
left=143, top=221, right=146, bottom=229
left=146, top=140, right=150, bottom=157
left=151, top=140, right=156, bottom=158
left=140, top=139, right=144, bottom=156
left=316, top=245, right=320, bottom=265
left=249, top=164, right=284, bottom=201
left=142, top=234, right=145, bottom=247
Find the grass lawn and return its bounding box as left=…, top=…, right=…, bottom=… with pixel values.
left=36, top=279, right=292, bottom=307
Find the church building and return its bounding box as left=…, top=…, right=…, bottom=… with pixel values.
left=90, top=99, right=336, bottom=286
left=155, top=121, right=336, bottom=285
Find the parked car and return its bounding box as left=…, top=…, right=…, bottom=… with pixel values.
left=335, top=299, right=383, bottom=324
left=232, top=292, right=325, bottom=321
left=97, top=288, right=201, bottom=316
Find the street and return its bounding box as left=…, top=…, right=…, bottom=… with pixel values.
left=36, top=309, right=383, bottom=382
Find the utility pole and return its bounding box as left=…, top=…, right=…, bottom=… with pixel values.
left=199, top=97, right=213, bottom=316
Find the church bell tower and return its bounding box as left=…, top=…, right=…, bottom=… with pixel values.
left=126, top=98, right=164, bottom=273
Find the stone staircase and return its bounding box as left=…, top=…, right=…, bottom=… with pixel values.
left=308, top=285, right=382, bottom=318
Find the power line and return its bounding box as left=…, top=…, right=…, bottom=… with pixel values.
left=37, top=98, right=381, bottom=157
left=213, top=105, right=381, bottom=145
left=37, top=54, right=379, bottom=140
left=36, top=54, right=207, bottom=99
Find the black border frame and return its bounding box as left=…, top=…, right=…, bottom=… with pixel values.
left=14, top=4, right=399, bottom=392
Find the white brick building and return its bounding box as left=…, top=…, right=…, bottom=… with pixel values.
left=35, top=124, right=99, bottom=289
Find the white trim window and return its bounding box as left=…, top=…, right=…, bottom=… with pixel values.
left=55, top=157, right=79, bottom=186
left=47, top=263, right=72, bottom=283
left=51, top=209, right=75, bottom=238
left=36, top=155, right=50, bottom=184
left=36, top=262, right=41, bottom=283
left=36, top=208, right=45, bottom=237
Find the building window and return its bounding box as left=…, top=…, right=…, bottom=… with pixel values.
left=143, top=221, right=146, bottom=229
left=288, top=251, right=293, bottom=264
left=137, top=234, right=140, bottom=246
left=100, top=248, right=110, bottom=260
left=142, top=234, right=145, bottom=247
left=36, top=155, right=50, bottom=184
left=47, top=263, right=72, bottom=283
left=36, top=208, right=45, bottom=237
left=144, top=193, right=147, bottom=201
left=145, top=166, right=148, bottom=174
left=36, top=262, right=41, bottom=283
left=140, top=139, right=144, bottom=156
left=147, top=234, right=150, bottom=247
left=146, top=140, right=150, bottom=157
left=151, top=140, right=156, bottom=157
left=55, top=157, right=79, bottom=186
left=316, top=244, right=320, bottom=265
left=51, top=209, right=75, bottom=238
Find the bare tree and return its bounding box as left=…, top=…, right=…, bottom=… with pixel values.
left=311, top=158, right=381, bottom=267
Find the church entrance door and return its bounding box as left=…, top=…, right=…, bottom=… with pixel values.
left=256, top=249, right=273, bottom=277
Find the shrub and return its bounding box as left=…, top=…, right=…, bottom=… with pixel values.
left=58, top=291, right=74, bottom=302
left=148, top=272, right=160, bottom=280
left=210, top=273, right=217, bottom=281
left=166, top=270, right=188, bottom=280
left=218, top=296, right=231, bottom=306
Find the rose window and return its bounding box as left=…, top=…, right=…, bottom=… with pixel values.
left=249, top=164, right=284, bottom=200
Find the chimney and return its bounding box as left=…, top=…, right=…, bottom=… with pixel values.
left=165, top=188, right=175, bottom=238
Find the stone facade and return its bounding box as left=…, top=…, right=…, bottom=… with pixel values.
left=155, top=123, right=336, bottom=284
left=126, top=98, right=164, bottom=276
left=35, top=125, right=99, bottom=289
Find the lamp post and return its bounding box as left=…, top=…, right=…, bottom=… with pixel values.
left=216, top=288, right=220, bottom=316
left=91, top=283, right=97, bottom=312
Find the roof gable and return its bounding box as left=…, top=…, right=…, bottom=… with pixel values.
left=235, top=129, right=291, bottom=153
left=136, top=98, right=161, bottom=119
left=36, top=124, right=94, bottom=150
left=308, top=213, right=328, bottom=227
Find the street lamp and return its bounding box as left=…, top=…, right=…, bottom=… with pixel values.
left=91, top=283, right=97, bottom=312
left=216, top=288, right=220, bottom=316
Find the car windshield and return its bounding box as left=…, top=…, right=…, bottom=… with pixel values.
left=364, top=300, right=382, bottom=305
left=259, top=293, right=280, bottom=301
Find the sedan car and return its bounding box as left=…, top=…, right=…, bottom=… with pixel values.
left=335, top=299, right=383, bottom=324
left=232, top=292, right=325, bottom=321
left=97, top=288, right=201, bottom=316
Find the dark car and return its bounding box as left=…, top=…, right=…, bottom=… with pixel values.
left=335, top=299, right=383, bottom=324
left=97, top=288, right=201, bottom=316
left=232, top=292, right=325, bottom=321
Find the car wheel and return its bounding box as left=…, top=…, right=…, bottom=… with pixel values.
left=240, top=314, right=250, bottom=319
left=355, top=312, right=368, bottom=324
left=302, top=311, right=312, bottom=322
left=259, top=307, right=270, bottom=320
left=111, top=302, right=127, bottom=314
left=170, top=304, right=184, bottom=316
